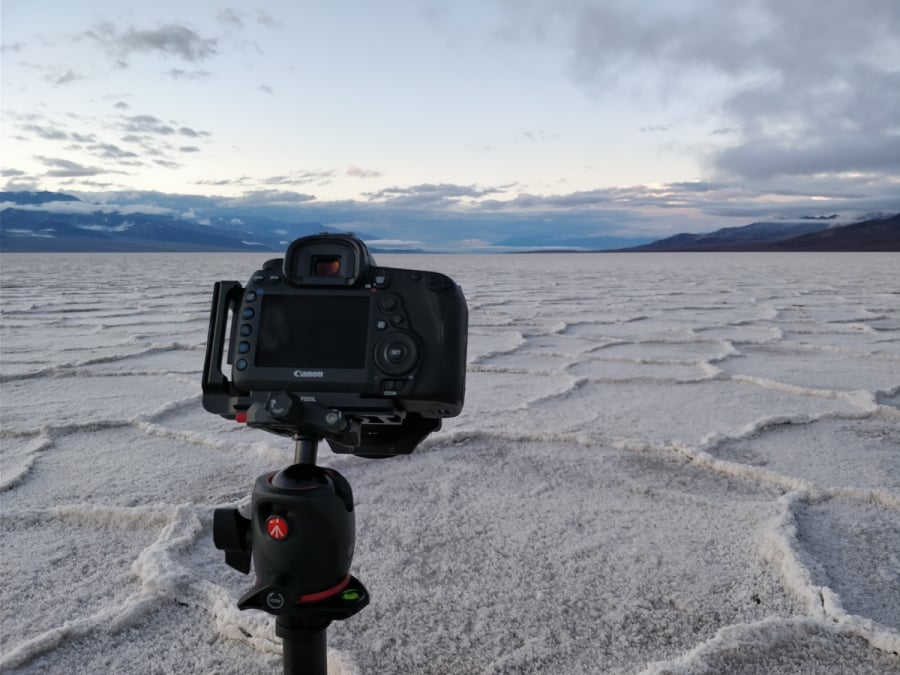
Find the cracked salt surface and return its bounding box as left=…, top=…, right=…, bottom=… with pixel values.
left=1, top=252, right=898, bottom=674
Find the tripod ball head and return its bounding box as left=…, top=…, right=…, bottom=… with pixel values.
left=214, top=464, right=358, bottom=616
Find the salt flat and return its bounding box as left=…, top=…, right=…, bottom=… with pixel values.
left=1, top=252, right=898, bottom=674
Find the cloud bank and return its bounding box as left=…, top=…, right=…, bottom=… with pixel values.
left=501, top=0, right=900, bottom=181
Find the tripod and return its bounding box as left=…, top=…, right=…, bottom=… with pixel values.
left=214, top=435, right=369, bottom=675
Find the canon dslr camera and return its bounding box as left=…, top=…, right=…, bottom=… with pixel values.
left=202, top=233, right=468, bottom=457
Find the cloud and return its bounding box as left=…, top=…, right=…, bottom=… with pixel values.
left=177, top=125, right=211, bottom=138
left=194, top=176, right=254, bottom=187
left=153, top=159, right=182, bottom=169
left=695, top=174, right=900, bottom=220
left=470, top=177, right=900, bottom=228
left=58, top=179, right=122, bottom=190
left=36, top=157, right=108, bottom=177
left=10, top=179, right=895, bottom=248
left=217, top=9, right=244, bottom=28
left=366, top=239, right=426, bottom=250
left=48, top=70, right=82, bottom=86
left=365, top=183, right=503, bottom=206
left=21, top=124, right=69, bottom=141
left=715, top=135, right=900, bottom=180
left=639, top=124, right=672, bottom=133
left=221, top=190, right=317, bottom=206
left=261, top=170, right=336, bottom=186
left=120, top=114, right=175, bottom=135
left=502, top=0, right=900, bottom=182
left=1, top=200, right=174, bottom=216
left=87, top=143, right=139, bottom=160
left=255, top=10, right=282, bottom=28
left=17, top=120, right=99, bottom=146
left=523, top=129, right=558, bottom=142
left=85, top=21, right=218, bottom=63
left=2, top=176, right=41, bottom=191
left=118, top=114, right=210, bottom=139
left=216, top=8, right=282, bottom=29
left=347, top=166, right=383, bottom=178
left=166, top=68, right=213, bottom=81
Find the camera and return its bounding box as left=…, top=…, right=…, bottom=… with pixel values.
left=202, top=233, right=468, bottom=457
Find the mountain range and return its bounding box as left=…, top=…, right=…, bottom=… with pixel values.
left=620, top=214, right=900, bottom=252
left=1, top=191, right=897, bottom=253
left=0, top=191, right=329, bottom=253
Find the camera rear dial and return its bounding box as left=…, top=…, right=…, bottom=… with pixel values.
left=373, top=332, right=419, bottom=375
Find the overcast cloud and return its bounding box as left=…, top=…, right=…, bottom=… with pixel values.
left=503, top=0, right=900, bottom=181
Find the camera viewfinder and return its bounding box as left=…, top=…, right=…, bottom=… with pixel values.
left=284, top=234, right=372, bottom=287
left=313, top=256, right=342, bottom=277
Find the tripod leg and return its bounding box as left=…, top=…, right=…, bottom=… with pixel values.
left=276, top=616, right=328, bottom=675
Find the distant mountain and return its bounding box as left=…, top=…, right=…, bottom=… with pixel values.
left=4, top=190, right=898, bottom=253
left=494, top=233, right=653, bottom=251
left=624, top=220, right=831, bottom=251
left=1, top=190, right=652, bottom=253
left=764, top=214, right=900, bottom=251
left=0, top=191, right=330, bottom=253
left=1, top=191, right=81, bottom=206
left=623, top=214, right=900, bottom=252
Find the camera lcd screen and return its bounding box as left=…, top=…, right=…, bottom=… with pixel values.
left=255, top=295, right=370, bottom=368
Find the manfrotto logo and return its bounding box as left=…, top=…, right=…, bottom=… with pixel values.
left=293, top=370, right=325, bottom=378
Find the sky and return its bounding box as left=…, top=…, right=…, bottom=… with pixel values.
left=2, top=0, right=900, bottom=245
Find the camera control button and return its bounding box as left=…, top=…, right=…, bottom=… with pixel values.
left=425, top=274, right=449, bottom=289
left=268, top=274, right=282, bottom=283
left=245, top=291, right=257, bottom=302
left=387, top=344, right=407, bottom=362
left=374, top=273, right=389, bottom=288
left=389, top=314, right=406, bottom=327
left=242, top=308, right=255, bottom=319
left=379, top=295, right=400, bottom=312
left=383, top=379, right=405, bottom=392
left=238, top=341, right=251, bottom=354
left=376, top=320, right=387, bottom=330
left=374, top=333, right=419, bottom=375
left=253, top=273, right=265, bottom=282
left=236, top=359, right=248, bottom=371
left=240, top=324, right=252, bottom=336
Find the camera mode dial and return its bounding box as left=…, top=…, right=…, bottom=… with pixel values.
left=374, top=332, right=419, bottom=375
